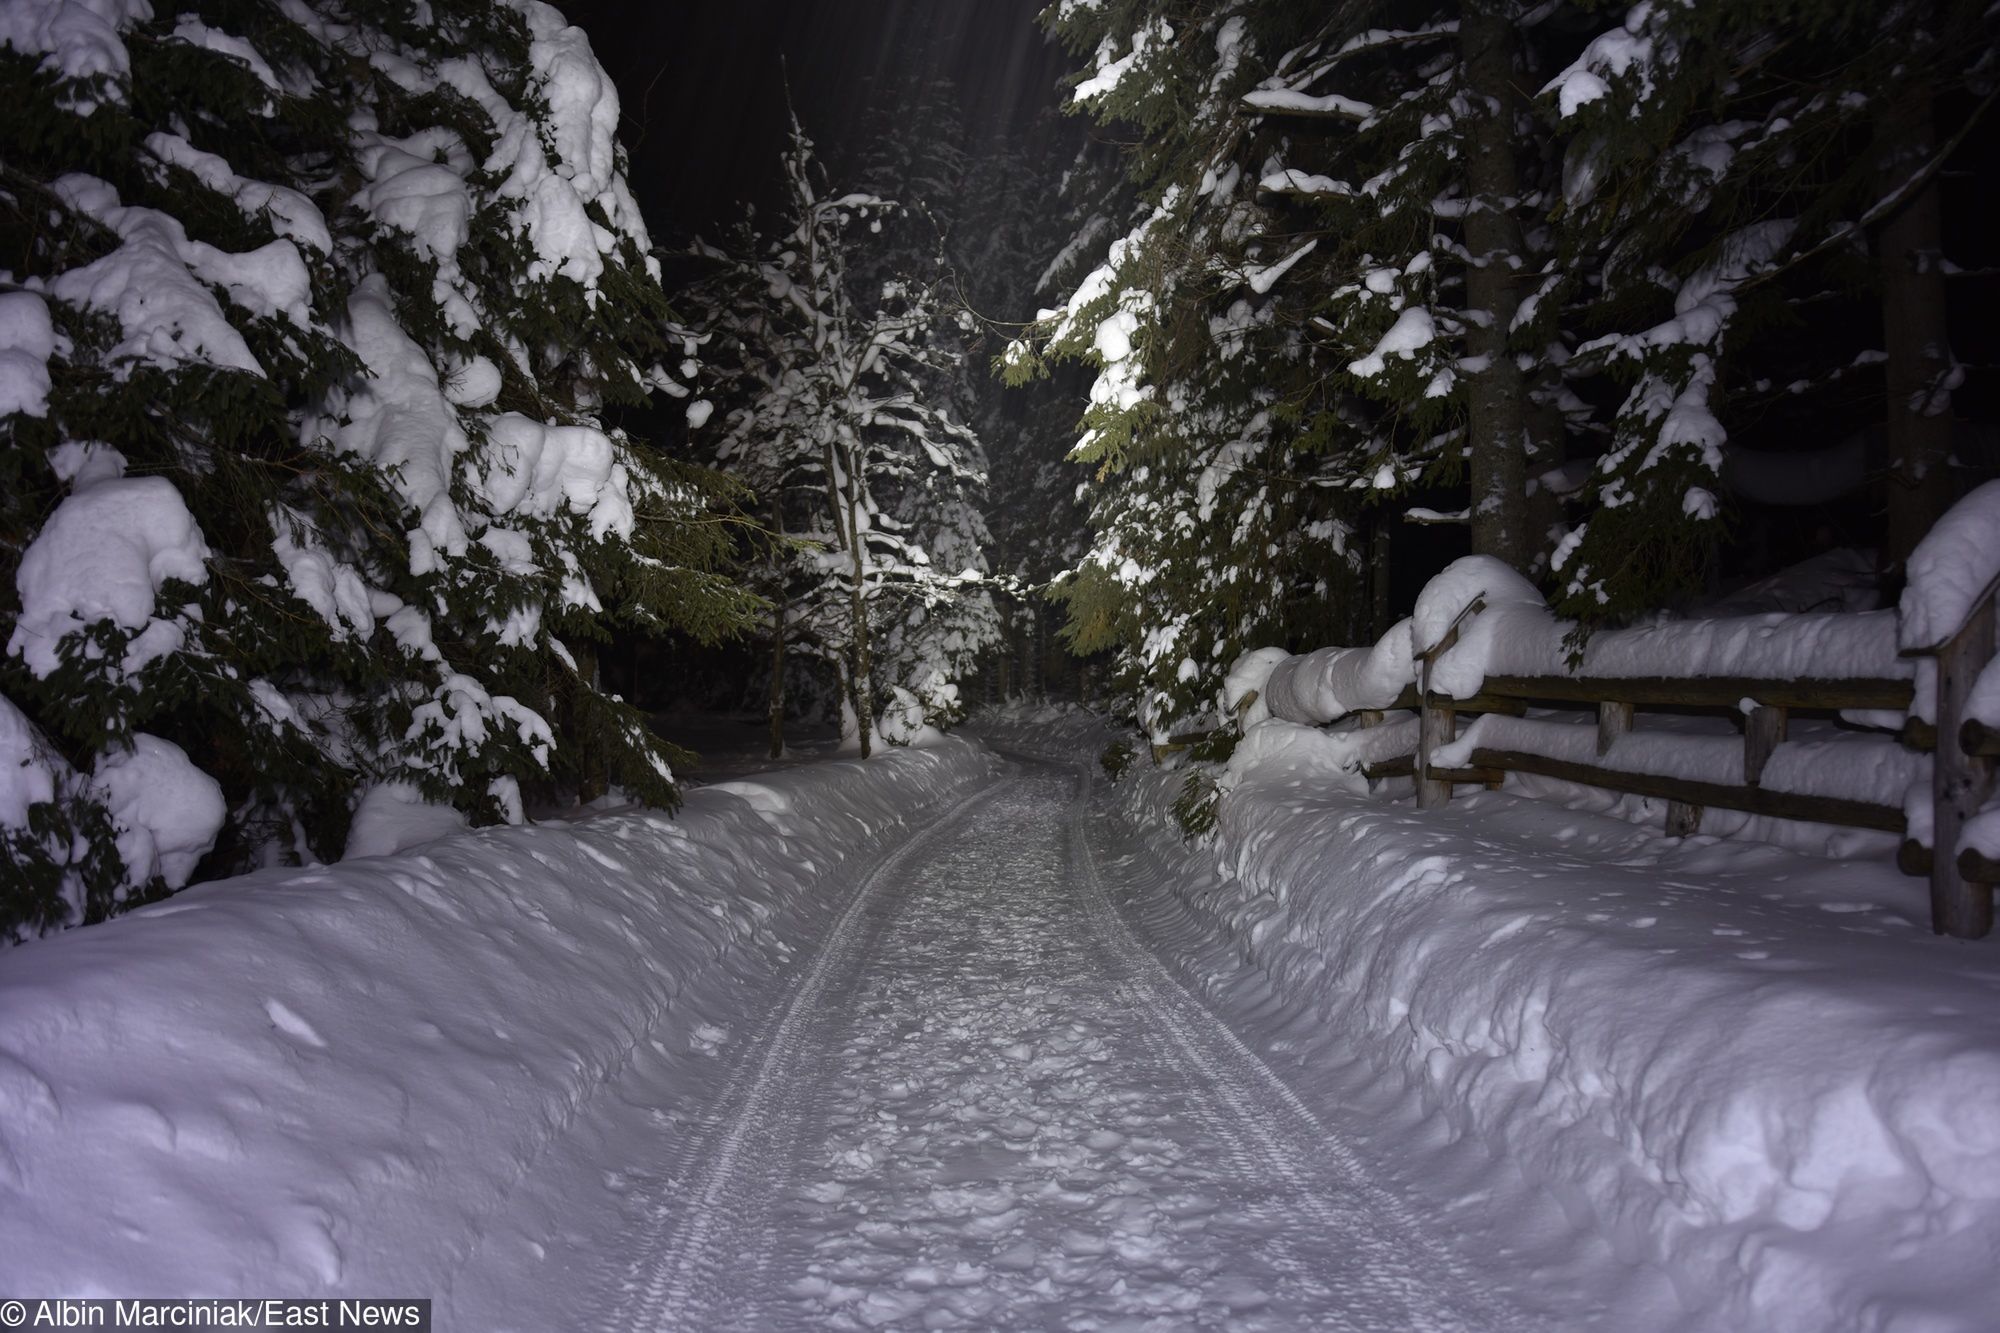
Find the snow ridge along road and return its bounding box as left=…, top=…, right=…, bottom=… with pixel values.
left=606, top=759, right=1518, bottom=1330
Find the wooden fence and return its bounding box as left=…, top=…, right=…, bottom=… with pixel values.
left=1371, top=584, right=2000, bottom=939
left=1177, top=575, right=2000, bottom=940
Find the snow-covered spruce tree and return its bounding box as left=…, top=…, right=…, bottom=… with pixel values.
left=960, top=126, right=1123, bottom=702
left=0, top=0, right=754, bottom=939
left=843, top=79, right=1107, bottom=702
left=1542, top=0, right=1997, bottom=615
left=1216, top=2, right=1577, bottom=578
left=691, top=121, right=999, bottom=758
left=1025, top=1, right=1559, bottom=739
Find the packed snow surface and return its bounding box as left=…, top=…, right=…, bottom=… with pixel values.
left=597, top=766, right=1514, bottom=1331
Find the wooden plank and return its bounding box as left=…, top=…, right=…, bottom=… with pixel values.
left=1481, top=674, right=1913, bottom=711
left=1665, top=801, right=1705, bottom=837
left=1366, top=754, right=1416, bottom=780
left=1899, top=840, right=2000, bottom=887
left=1901, top=717, right=1937, bottom=752
left=1929, top=595, right=1996, bottom=938
left=1466, top=748, right=1907, bottom=832
left=1744, top=705, right=1788, bottom=787
left=1960, top=717, right=2000, bottom=759
left=1959, top=845, right=2000, bottom=886
left=1384, top=685, right=1523, bottom=715
left=1363, top=756, right=1499, bottom=784
left=1597, top=700, right=1632, bottom=757
left=1417, top=693, right=1456, bottom=809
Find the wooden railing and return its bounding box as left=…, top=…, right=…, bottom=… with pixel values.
left=1346, top=587, right=1999, bottom=940
left=1898, top=566, right=2000, bottom=938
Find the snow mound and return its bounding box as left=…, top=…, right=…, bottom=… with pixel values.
left=8, top=475, right=210, bottom=680
left=1220, top=646, right=1290, bottom=726
left=1697, top=547, right=1881, bottom=617
left=1106, top=742, right=2000, bottom=1333
left=0, top=737, right=1004, bottom=1308
left=877, top=686, right=946, bottom=749
left=90, top=734, right=225, bottom=889
left=0, top=290, right=55, bottom=417
left=343, top=781, right=471, bottom=860
left=1219, top=717, right=1409, bottom=794
left=1900, top=479, right=2000, bottom=652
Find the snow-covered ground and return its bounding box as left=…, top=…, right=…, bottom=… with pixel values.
left=975, top=705, right=2000, bottom=1332
left=593, top=762, right=1520, bottom=1331
left=0, top=736, right=1004, bottom=1322
left=6, top=702, right=1997, bottom=1330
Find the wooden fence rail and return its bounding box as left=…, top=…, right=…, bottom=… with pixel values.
left=1154, top=570, right=1999, bottom=939
left=1352, top=583, right=1998, bottom=940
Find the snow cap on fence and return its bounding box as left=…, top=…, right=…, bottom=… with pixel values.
left=1221, top=646, right=1292, bottom=728
left=1899, top=479, right=2000, bottom=651
left=1264, top=624, right=1417, bottom=724
left=1414, top=556, right=1556, bottom=699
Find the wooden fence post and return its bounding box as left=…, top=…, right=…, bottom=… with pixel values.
left=1932, top=596, right=1996, bottom=938
left=1744, top=705, right=1787, bottom=786
left=1417, top=673, right=1456, bottom=809
left=1416, top=595, right=1486, bottom=811
left=1597, top=700, right=1632, bottom=756
left=1664, top=801, right=1704, bottom=837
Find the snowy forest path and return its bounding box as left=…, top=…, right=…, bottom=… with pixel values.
left=597, top=760, right=1517, bottom=1331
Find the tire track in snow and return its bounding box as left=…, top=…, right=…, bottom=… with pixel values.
left=596, top=779, right=1007, bottom=1333
left=1064, top=763, right=1527, bottom=1332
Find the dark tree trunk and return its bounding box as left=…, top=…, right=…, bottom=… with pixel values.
left=1877, top=85, right=1957, bottom=574
left=846, top=490, right=873, bottom=759
left=767, top=497, right=788, bottom=760
left=767, top=604, right=787, bottom=762
left=1370, top=516, right=1392, bottom=638
left=568, top=637, right=606, bottom=804
left=1458, top=2, right=1531, bottom=572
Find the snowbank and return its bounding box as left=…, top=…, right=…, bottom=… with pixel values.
left=1098, top=735, right=2000, bottom=1333
left=0, top=738, right=1004, bottom=1306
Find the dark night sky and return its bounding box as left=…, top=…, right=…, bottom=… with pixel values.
left=561, top=0, right=1071, bottom=242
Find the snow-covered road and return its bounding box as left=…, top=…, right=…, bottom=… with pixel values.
left=593, top=763, right=1516, bottom=1331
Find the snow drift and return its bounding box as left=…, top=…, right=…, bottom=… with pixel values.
left=0, top=738, right=1004, bottom=1308
left=1098, top=735, right=2000, bottom=1333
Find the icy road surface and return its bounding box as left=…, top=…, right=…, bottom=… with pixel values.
left=591, top=764, right=1516, bottom=1331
